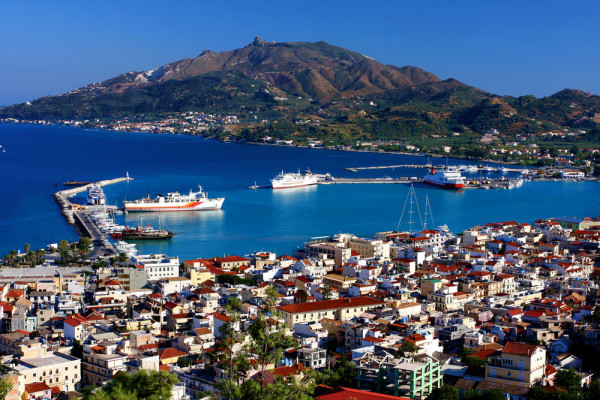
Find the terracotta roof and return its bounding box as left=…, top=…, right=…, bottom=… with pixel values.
left=138, top=343, right=159, bottom=351
left=214, top=312, right=230, bottom=322
left=64, top=319, right=82, bottom=327
left=277, top=296, right=385, bottom=314
left=545, top=364, right=558, bottom=376
left=502, top=341, right=540, bottom=357
left=218, top=255, right=249, bottom=263
left=159, top=347, right=188, bottom=360
left=316, top=387, right=411, bottom=400
left=270, top=363, right=306, bottom=378
left=25, top=382, right=52, bottom=394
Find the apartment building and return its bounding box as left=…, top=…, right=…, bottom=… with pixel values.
left=485, top=342, right=546, bottom=388
left=277, top=296, right=385, bottom=327
left=132, top=254, right=180, bottom=282
left=8, top=352, right=81, bottom=393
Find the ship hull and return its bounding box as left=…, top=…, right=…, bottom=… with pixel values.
left=124, top=198, right=224, bottom=212
left=423, top=179, right=464, bottom=190
left=272, top=182, right=318, bottom=189
left=119, top=235, right=175, bottom=240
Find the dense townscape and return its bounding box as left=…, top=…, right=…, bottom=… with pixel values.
left=1, top=215, right=600, bottom=400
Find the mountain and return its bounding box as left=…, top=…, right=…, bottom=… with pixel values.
left=2, top=38, right=599, bottom=145
left=0, top=38, right=445, bottom=119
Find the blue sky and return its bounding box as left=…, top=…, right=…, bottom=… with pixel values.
left=1, top=0, right=599, bottom=105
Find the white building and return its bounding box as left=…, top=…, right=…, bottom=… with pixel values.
left=132, top=254, right=180, bottom=281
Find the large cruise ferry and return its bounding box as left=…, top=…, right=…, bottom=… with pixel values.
left=87, top=184, right=106, bottom=205
left=123, top=186, right=224, bottom=212
left=271, top=170, right=319, bottom=189
left=423, top=167, right=465, bottom=189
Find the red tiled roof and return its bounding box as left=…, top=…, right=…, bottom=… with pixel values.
left=277, top=296, right=385, bottom=314
left=316, top=387, right=411, bottom=400
left=159, top=347, right=188, bottom=360
left=545, top=364, right=558, bottom=376
left=218, top=255, right=249, bottom=263
left=214, top=313, right=230, bottom=322
left=6, top=290, right=24, bottom=298
left=502, top=341, right=540, bottom=357
left=25, top=382, right=51, bottom=394
left=472, top=348, right=500, bottom=360
left=270, top=363, right=306, bottom=377
left=138, top=343, right=159, bottom=351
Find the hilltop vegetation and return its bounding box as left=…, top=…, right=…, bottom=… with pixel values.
left=1, top=38, right=599, bottom=149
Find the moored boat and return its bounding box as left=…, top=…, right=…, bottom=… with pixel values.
left=271, top=170, right=318, bottom=189
left=422, top=167, right=465, bottom=189
left=123, top=186, right=224, bottom=212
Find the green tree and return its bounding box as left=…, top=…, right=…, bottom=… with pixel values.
left=484, top=388, right=507, bottom=400
left=177, top=356, right=192, bottom=368
left=247, top=311, right=297, bottom=397
left=209, top=311, right=249, bottom=399
left=426, top=384, right=459, bottom=400
left=586, top=306, right=600, bottom=325
left=0, top=378, right=13, bottom=400
left=84, top=370, right=178, bottom=400
left=321, top=283, right=334, bottom=301
left=117, top=252, right=129, bottom=263
left=71, top=339, right=83, bottom=359
left=24, top=243, right=30, bottom=256
left=78, top=236, right=92, bottom=261
left=316, top=353, right=356, bottom=388
left=58, top=240, right=70, bottom=265
left=401, top=340, right=418, bottom=356
left=226, top=297, right=242, bottom=311
left=463, top=388, right=484, bottom=400
left=555, top=368, right=581, bottom=390
left=241, top=373, right=315, bottom=400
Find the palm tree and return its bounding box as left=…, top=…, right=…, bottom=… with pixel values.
left=8, top=250, right=17, bottom=266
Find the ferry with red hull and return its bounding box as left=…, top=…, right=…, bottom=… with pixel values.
left=423, top=167, right=465, bottom=189
left=123, top=186, right=224, bottom=212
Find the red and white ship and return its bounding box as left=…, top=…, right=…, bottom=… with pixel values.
left=423, top=167, right=465, bottom=189
left=270, top=170, right=318, bottom=189
left=123, top=186, right=224, bottom=212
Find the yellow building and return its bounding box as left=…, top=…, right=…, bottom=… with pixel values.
left=8, top=352, right=81, bottom=393
left=277, top=296, right=385, bottom=327
left=323, top=274, right=356, bottom=293
left=485, top=342, right=546, bottom=388
left=190, top=268, right=215, bottom=286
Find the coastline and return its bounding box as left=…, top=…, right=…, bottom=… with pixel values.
left=0, top=120, right=536, bottom=167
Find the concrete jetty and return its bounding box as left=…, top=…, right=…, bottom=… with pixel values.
left=54, top=174, right=133, bottom=227
left=345, top=164, right=526, bottom=172
left=318, top=177, right=422, bottom=185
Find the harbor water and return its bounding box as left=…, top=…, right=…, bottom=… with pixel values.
left=1, top=123, right=599, bottom=260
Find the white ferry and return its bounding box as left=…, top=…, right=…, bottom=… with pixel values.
left=271, top=170, right=318, bottom=189
left=422, top=167, right=465, bottom=189
left=87, top=184, right=106, bottom=205
left=123, top=186, right=224, bottom=212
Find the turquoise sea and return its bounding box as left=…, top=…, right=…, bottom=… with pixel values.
left=1, top=123, right=599, bottom=260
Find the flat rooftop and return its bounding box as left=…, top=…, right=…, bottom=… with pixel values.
left=15, top=353, right=78, bottom=370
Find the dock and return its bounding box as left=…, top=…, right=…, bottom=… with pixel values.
left=318, top=177, right=422, bottom=185
left=54, top=174, right=133, bottom=227
left=345, top=164, right=526, bottom=173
